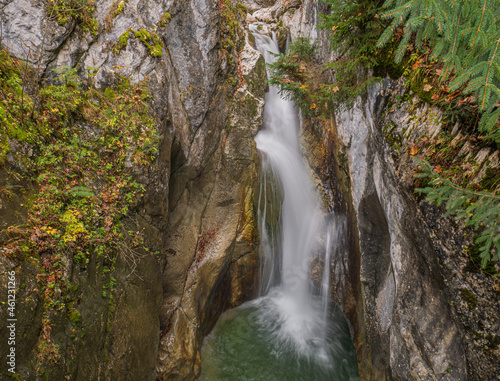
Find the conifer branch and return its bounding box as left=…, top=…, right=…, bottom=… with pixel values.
left=414, top=158, right=500, bottom=269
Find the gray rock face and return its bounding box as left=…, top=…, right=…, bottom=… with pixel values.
left=240, top=0, right=277, bottom=13
left=0, top=0, right=267, bottom=380
left=165, top=0, right=219, bottom=131
left=156, top=27, right=267, bottom=378
left=1, top=0, right=72, bottom=65
left=274, top=1, right=492, bottom=380
left=334, top=81, right=467, bottom=380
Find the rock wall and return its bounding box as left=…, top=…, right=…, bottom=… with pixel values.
left=248, top=0, right=499, bottom=380
left=2, top=0, right=498, bottom=379
left=331, top=81, right=468, bottom=380
left=0, top=0, right=267, bottom=379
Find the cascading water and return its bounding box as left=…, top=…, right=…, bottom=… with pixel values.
left=200, top=27, right=358, bottom=381
left=252, top=27, right=329, bottom=354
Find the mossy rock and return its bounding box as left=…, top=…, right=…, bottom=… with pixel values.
left=460, top=288, right=477, bottom=310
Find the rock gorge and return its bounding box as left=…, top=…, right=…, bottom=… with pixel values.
left=0, top=0, right=498, bottom=380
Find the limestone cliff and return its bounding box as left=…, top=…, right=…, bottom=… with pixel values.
left=0, top=0, right=266, bottom=379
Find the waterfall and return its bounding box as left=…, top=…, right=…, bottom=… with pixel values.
left=200, top=25, right=359, bottom=381
left=250, top=24, right=330, bottom=358
left=322, top=231, right=332, bottom=321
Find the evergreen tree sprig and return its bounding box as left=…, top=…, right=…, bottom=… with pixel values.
left=414, top=158, right=500, bottom=269
left=377, top=0, right=500, bottom=143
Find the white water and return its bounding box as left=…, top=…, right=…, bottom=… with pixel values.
left=200, top=27, right=359, bottom=381
left=250, top=25, right=331, bottom=358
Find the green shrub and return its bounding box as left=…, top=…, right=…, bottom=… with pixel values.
left=46, top=0, right=98, bottom=34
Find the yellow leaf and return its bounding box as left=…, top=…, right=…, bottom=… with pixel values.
left=423, top=84, right=433, bottom=92
left=310, top=103, right=316, bottom=109
left=300, top=85, right=308, bottom=90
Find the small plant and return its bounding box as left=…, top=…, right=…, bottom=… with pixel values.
left=113, top=0, right=125, bottom=17
left=158, top=12, right=172, bottom=28
left=104, top=0, right=127, bottom=27
left=377, top=0, right=500, bottom=144
left=319, top=0, right=400, bottom=101
left=134, top=29, right=163, bottom=57
left=113, top=28, right=163, bottom=57
left=0, top=50, right=160, bottom=373
left=113, top=29, right=131, bottom=54
left=46, top=0, right=98, bottom=34
left=268, top=38, right=342, bottom=117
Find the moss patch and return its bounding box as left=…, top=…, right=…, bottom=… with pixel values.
left=158, top=12, right=172, bottom=28
left=0, top=50, right=42, bottom=164
left=113, top=28, right=163, bottom=57
left=460, top=288, right=477, bottom=309
left=46, top=0, right=98, bottom=34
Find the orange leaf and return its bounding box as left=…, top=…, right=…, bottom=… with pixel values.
left=409, top=145, right=418, bottom=156
left=434, top=165, right=442, bottom=174
left=332, top=86, right=340, bottom=93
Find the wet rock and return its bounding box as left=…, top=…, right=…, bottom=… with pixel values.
left=156, top=29, right=266, bottom=379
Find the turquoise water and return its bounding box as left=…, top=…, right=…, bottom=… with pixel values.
left=200, top=292, right=359, bottom=381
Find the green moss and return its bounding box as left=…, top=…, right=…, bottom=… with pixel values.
left=134, top=28, right=151, bottom=42
left=0, top=51, right=42, bottom=163
left=0, top=53, right=160, bottom=373
left=46, top=0, right=98, bottom=34
left=113, top=28, right=162, bottom=57
left=460, top=288, right=477, bottom=309
left=133, top=28, right=163, bottom=57
left=113, top=29, right=131, bottom=54
left=158, top=12, right=172, bottom=28
left=237, top=2, right=247, bottom=14
left=113, top=0, right=125, bottom=17
left=69, top=309, right=81, bottom=325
